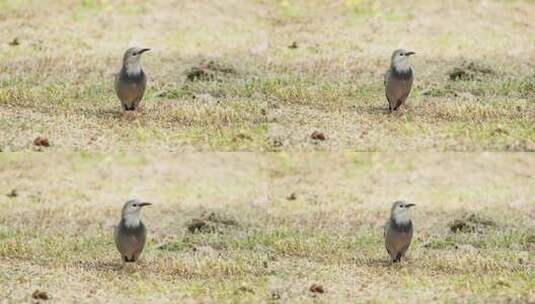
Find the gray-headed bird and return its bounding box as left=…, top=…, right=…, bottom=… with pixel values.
left=384, top=49, right=415, bottom=112
left=114, top=199, right=151, bottom=263
left=384, top=200, right=415, bottom=263
left=115, top=47, right=150, bottom=111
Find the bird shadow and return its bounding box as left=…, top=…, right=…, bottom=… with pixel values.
left=82, top=107, right=148, bottom=121
left=352, top=256, right=391, bottom=267
left=350, top=105, right=391, bottom=115
left=71, top=260, right=123, bottom=272
left=82, top=108, right=124, bottom=120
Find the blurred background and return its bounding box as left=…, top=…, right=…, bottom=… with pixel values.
left=0, top=152, right=533, bottom=302
left=0, top=0, right=533, bottom=150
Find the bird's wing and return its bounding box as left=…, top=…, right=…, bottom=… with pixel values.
left=132, top=71, right=147, bottom=109
left=401, top=223, right=413, bottom=255
left=384, top=68, right=394, bottom=106
left=393, top=80, right=413, bottom=110
left=384, top=221, right=393, bottom=256
left=131, top=223, right=147, bottom=261
left=387, top=73, right=414, bottom=110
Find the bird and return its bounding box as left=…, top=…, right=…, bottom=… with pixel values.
left=115, top=47, right=150, bottom=111
left=384, top=200, right=415, bottom=263
left=384, top=49, right=415, bottom=112
left=114, top=199, right=152, bottom=263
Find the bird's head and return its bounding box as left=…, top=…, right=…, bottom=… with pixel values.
left=390, top=200, right=415, bottom=224
left=122, top=47, right=150, bottom=74
left=121, top=199, right=151, bottom=224
left=391, top=49, right=415, bottom=72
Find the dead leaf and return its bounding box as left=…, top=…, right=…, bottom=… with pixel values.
left=236, top=285, right=255, bottom=294
left=288, top=41, right=298, bottom=49
left=286, top=192, right=297, bottom=200
left=311, top=131, right=326, bottom=141
left=32, top=289, right=49, bottom=300
left=9, top=37, right=20, bottom=46
left=272, top=139, right=283, bottom=147
left=233, top=132, right=253, bottom=142
left=493, top=126, right=509, bottom=135
left=7, top=189, right=18, bottom=198
left=309, top=283, right=325, bottom=294
left=33, top=136, right=50, bottom=147
left=186, top=218, right=209, bottom=233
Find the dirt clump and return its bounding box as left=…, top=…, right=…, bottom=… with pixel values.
left=186, top=211, right=239, bottom=233
left=309, top=283, right=325, bottom=294
left=449, top=213, right=496, bottom=233
left=310, top=131, right=326, bottom=141
left=449, top=61, right=494, bottom=81
left=186, top=60, right=236, bottom=82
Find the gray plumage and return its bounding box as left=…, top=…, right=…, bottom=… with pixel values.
left=114, top=199, right=151, bottom=263
left=115, top=47, right=150, bottom=111
left=384, top=49, right=415, bottom=112
left=384, top=200, right=415, bottom=263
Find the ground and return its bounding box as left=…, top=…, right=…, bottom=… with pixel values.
left=0, top=1, right=534, bottom=303
left=0, top=0, right=534, bottom=151
left=0, top=153, right=533, bottom=303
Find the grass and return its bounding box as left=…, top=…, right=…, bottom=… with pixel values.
left=0, top=0, right=534, bottom=302
left=0, top=0, right=534, bottom=151
left=0, top=152, right=534, bottom=302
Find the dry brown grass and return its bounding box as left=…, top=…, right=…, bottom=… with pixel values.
left=0, top=0, right=270, bottom=151
left=0, top=153, right=534, bottom=302
left=265, top=0, right=535, bottom=151
left=0, top=1, right=534, bottom=302
left=1, top=0, right=534, bottom=151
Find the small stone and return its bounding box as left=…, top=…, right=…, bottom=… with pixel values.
left=7, top=189, right=18, bottom=198
left=309, top=283, right=325, bottom=294
left=288, top=41, right=298, bottom=49
left=32, top=290, right=49, bottom=300
left=311, top=131, right=326, bottom=141
left=33, top=136, right=50, bottom=147
left=286, top=192, right=297, bottom=200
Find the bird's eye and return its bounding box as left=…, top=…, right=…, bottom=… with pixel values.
left=132, top=52, right=137, bottom=56
left=132, top=204, right=137, bottom=207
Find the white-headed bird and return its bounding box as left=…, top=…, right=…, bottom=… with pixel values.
left=384, top=49, right=415, bottom=112
left=384, top=200, right=415, bottom=263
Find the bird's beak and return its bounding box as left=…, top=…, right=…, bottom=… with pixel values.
left=139, top=202, right=152, bottom=207
left=406, top=203, right=416, bottom=208
left=405, top=51, right=416, bottom=56
left=139, top=48, right=151, bottom=54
